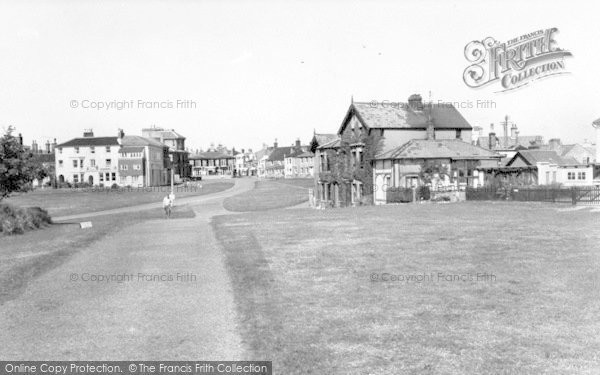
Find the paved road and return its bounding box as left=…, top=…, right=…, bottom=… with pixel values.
left=52, top=178, right=255, bottom=222
left=0, top=178, right=255, bottom=360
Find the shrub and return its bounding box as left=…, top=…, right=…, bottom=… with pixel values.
left=111, top=183, right=119, bottom=189
left=417, top=185, right=431, bottom=201
left=0, top=203, right=52, bottom=235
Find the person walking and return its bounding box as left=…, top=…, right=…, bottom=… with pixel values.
left=163, top=195, right=172, bottom=218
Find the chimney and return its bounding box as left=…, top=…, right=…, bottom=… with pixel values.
left=32, top=141, right=38, bottom=153
left=83, top=129, right=94, bottom=138
left=548, top=138, right=561, bottom=152
left=274, top=138, right=278, bottom=148
left=515, top=130, right=519, bottom=147
left=295, top=139, right=301, bottom=147
left=408, top=94, right=423, bottom=111
left=117, top=129, right=124, bottom=145
left=18, top=133, right=23, bottom=145
left=45, top=140, right=51, bottom=153
left=511, top=123, right=518, bottom=139
left=489, top=132, right=496, bottom=150
left=51, top=138, right=57, bottom=152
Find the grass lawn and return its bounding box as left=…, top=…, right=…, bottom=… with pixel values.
left=0, top=204, right=195, bottom=306
left=223, top=178, right=312, bottom=212
left=4, top=180, right=233, bottom=217
left=211, top=202, right=600, bottom=374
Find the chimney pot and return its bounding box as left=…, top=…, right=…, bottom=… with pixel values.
left=408, top=94, right=423, bottom=110
left=489, top=132, right=496, bottom=150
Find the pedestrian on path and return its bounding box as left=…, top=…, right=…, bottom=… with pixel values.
left=163, top=195, right=172, bottom=218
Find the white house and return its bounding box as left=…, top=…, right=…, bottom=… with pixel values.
left=55, top=130, right=120, bottom=186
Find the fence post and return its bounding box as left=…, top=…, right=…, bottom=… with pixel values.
left=571, top=187, right=577, bottom=206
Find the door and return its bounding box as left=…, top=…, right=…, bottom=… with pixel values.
left=88, top=175, right=94, bottom=185
left=375, top=174, right=386, bottom=202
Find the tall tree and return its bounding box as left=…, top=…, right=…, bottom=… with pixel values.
left=0, top=127, right=40, bottom=200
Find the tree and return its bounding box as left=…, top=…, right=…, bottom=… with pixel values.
left=0, top=127, right=41, bottom=200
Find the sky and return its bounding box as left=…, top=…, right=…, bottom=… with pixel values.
left=1, top=0, right=599, bottom=152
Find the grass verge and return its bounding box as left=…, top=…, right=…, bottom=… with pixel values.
left=0, top=204, right=195, bottom=305
left=5, top=181, right=233, bottom=217
left=212, top=202, right=600, bottom=374
left=223, top=179, right=311, bottom=212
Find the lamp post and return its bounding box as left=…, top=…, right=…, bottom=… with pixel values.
left=169, top=154, right=174, bottom=194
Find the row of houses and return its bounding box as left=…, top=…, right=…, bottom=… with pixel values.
left=54, top=128, right=180, bottom=187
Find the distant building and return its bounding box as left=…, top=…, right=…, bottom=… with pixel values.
left=55, top=130, right=120, bottom=186
left=284, top=140, right=313, bottom=178
left=478, top=150, right=593, bottom=187
left=119, top=135, right=169, bottom=187
left=55, top=129, right=169, bottom=187
left=476, top=118, right=544, bottom=152
left=265, top=139, right=308, bottom=178
left=141, top=126, right=190, bottom=179
left=189, top=149, right=235, bottom=177
left=234, top=148, right=256, bottom=176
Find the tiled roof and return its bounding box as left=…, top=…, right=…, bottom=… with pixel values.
left=189, top=151, right=234, bottom=160
left=119, top=147, right=145, bottom=153
left=317, top=138, right=341, bottom=150
left=375, top=139, right=502, bottom=160
left=507, top=150, right=579, bottom=166
left=295, top=151, right=314, bottom=158
left=267, top=146, right=296, bottom=161
left=343, top=102, right=472, bottom=132
left=56, top=137, right=119, bottom=148
left=121, top=135, right=164, bottom=148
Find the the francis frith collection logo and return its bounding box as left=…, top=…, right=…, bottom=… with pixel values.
left=463, top=27, right=572, bottom=92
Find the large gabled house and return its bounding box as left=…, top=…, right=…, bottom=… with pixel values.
left=314, top=94, right=498, bottom=206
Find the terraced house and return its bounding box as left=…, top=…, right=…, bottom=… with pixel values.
left=314, top=94, right=502, bottom=207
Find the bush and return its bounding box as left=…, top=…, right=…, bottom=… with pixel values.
left=417, top=185, right=431, bottom=201
left=111, top=183, right=119, bottom=189
left=0, top=203, right=52, bottom=235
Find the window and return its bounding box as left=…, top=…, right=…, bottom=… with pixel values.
left=90, top=159, right=95, bottom=167
left=456, top=129, right=462, bottom=139
left=106, top=159, right=111, bottom=167
left=79, top=160, right=84, bottom=168
left=73, top=174, right=79, bottom=183
left=567, top=172, right=576, bottom=180
left=106, top=146, right=111, bottom=153
left=75, top=147, right=79, bottom=154
left=545, top=171, right=550, bottom=184
left=73, top=160, right=78, bottom=168
left=111, top=173, right=116, bottom=181
left=58, top=160, right=63, bottom=167
left=58, top=148, right=62, bottom=154
left=100, top=174, right=104, bottom=182
left=133, top=164, right=141, bottom=170
left=552, top=171, right=556, bottom=183
left=120, top=165, right=128, bottom=170
left=578, top=172, right=586, bottom=180
left=90, top=146, right=95, bottom=153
